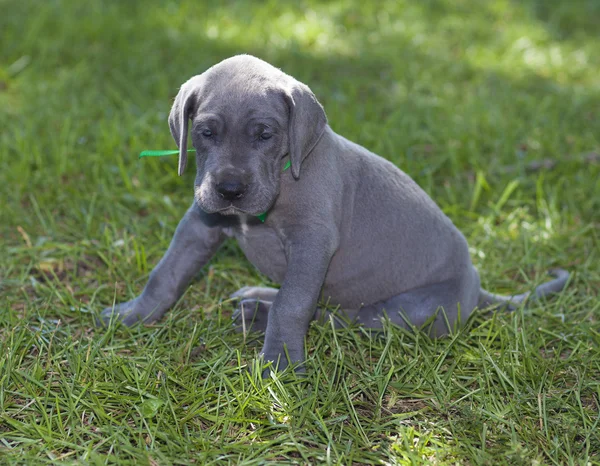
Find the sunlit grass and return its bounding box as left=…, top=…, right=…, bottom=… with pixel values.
left=1, top=0, right=599, bottom=463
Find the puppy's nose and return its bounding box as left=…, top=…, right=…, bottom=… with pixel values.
left=215, top=181, right=247, bottom=201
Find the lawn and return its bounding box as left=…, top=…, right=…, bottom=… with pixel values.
left=1, top=0, right=599, bottom=464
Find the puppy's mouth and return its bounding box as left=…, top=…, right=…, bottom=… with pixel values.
left=194, top=183, right=274, bottom=217
left=197, top=200, right=273, bottom=218
left=216, top=205, right=250, bottom=216
left=194, top=196, right=269, bottom=217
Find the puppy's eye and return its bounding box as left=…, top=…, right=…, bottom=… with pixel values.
left=202, top=129, right=213, bottom=138
left=260, top=132, right=272, bottom=141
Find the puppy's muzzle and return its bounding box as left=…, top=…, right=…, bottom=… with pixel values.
left=215, top=180, right=248, bottom=201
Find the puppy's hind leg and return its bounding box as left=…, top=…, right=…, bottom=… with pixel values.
left=232, top=299, right=273, bottom=334
left=230, top=286, right=279, bottom=302
left=230, top=287, right=338, bottom=334
left=355, top=278, right=480, bottom=337
left=230, top=286, right=279, bottom=334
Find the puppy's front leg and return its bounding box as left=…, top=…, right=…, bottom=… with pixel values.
left=99, top=205, right=224, bottom=326
left=261, top=226, right=338, bottom=373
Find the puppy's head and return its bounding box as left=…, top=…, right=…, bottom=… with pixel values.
left=168, top=55, right=327, bottom=217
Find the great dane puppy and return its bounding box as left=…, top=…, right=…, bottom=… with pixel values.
left=100, top=55, right=569, bottom=372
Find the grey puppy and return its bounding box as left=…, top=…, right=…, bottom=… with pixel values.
left=100, top=55, right=569, bottom=372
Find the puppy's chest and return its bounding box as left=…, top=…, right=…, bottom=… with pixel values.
left=224, top=221, right=287, bottom=283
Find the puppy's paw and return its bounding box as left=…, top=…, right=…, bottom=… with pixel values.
left=230, top=286, right=279, bottom=302
left=97, top=298, right=163, bottom=327
left=259, top=351, right=306, bottom=378
left=232, top=299, right=272, bottom=334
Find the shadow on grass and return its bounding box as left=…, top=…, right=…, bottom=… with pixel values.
left=2, top=0, right=598, bottom=297
left=509, top=0, right=600, bottom=41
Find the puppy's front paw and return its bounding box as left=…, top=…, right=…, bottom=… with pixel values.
left=261, top=354, right=287, bottom=378
left=97, top=298, right=163, bottom=327
left=260, top=346, right=306, bottom=378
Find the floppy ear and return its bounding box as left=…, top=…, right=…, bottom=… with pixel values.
left=168, top=82, right=197, bottom=176
left=285, top=82, right=327, bottom=179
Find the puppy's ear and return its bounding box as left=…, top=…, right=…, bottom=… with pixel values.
left=285, top=83, right=327, bottom=179
left=168, top=81, right=198, bottom=176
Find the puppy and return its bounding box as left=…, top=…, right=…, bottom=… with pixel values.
left=100, top=55, right=569, bottom=372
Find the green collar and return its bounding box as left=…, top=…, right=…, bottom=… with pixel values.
left=139, top=150, right=291, bottom=222
left=139, top=150, right=194, bottom=158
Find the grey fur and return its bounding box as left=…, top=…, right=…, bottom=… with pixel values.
left=99, top=55, right=569, bottom=372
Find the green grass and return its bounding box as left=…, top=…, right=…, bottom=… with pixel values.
left=1, top=0, right=599, bottom=463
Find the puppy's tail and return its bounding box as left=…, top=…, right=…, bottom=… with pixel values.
left=478, top=268, right=570, bottom=310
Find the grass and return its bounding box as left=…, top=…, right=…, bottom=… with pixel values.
left=1, top=0, right=599, bottom=463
